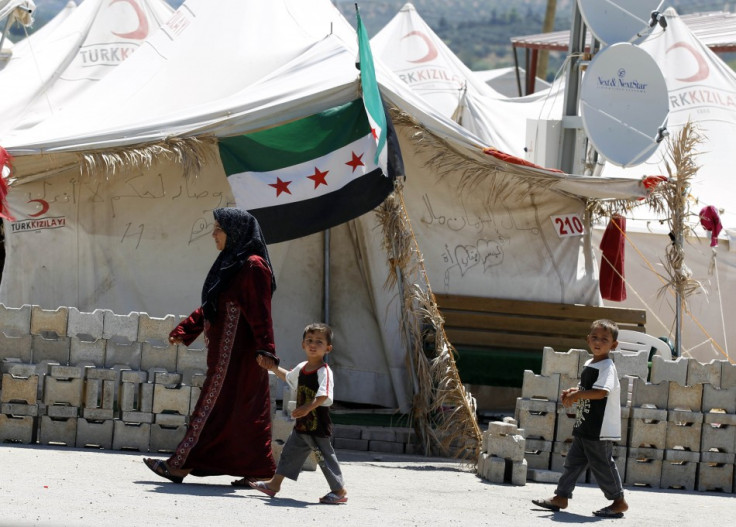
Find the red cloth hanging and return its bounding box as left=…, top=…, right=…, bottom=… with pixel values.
left=0, top=146, right=15, bottom=221
left=599, top=214, right=626, bottom=301
left=699, top=205, right=723, bottom=247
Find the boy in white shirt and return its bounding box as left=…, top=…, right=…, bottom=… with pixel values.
left=250, top=322, right=347, bottom=504
left=533, top=319, right=628, bottom=519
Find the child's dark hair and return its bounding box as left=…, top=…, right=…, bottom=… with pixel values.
left=590, top=319, right=619, bottom=340
left=303, top=322, right=333, bottom=345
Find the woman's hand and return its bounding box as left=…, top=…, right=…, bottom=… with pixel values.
left=168, top=335, right=184, bottom=345
left=256, top=355, right=276, bottom=371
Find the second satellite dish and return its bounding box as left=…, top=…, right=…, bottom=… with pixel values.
left=580, top=43, right=669, bottom=167
left=577, top=0, right=660, bottom=45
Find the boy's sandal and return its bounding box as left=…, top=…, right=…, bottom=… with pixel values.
left=249, top=480, right=277, bottom=497
left=319, top=492, right=348, bottom=504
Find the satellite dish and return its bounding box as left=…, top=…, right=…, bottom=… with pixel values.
left=577, top=0, right=660, bottom=45
left=580, top=43, right=669, bottom=167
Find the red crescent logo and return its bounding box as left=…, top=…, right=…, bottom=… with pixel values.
left=402, top=31, right=438, bottom=63
left=28, top=199, right=50, bottom=218
left=109, top=0, right=149, bottom=40
left=667, top=41, right=709, bottom=82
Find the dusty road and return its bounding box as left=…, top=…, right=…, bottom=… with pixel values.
left=0, top=444, right=733, bottom=526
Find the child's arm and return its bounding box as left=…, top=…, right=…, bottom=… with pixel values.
left=256, top=354, right=288, bottom=382
left=561, top=387, right=608, bottom=407
left=292, top=395, right=328, bottom=419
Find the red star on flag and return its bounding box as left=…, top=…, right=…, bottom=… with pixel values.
left=345, top=152, right=365, bottom=173
left=370, top=127, right=378, bottom=139
left=269, top=177, right=292, bottom=196
left=308, top=167, right=329, bottom=188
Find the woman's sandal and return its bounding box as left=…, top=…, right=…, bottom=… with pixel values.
left=143, top=457, right=184, bottom=484
left=249, top=480, right=277, bottom=497
left=231, top=477, right=257, bottom=487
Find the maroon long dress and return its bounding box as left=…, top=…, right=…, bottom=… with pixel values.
left=166, top=255, right=277, bottom=478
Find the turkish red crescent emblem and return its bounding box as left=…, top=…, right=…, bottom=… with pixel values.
left=402, top=31, right=438, bottom=63
left=109, top=0, right=149, bottom=40
left=666, top=41, right=709, bottom=82
left=28, top=199, right=50, bottom=218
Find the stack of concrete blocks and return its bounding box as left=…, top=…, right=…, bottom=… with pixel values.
left=626, top=377, right=668, bottom=488
left=0, top=305, right=209, bottom=453
left=516, top=369, right=559, bottom=475
left=477, top=416, right=527, bottom=485
left=699, top=380, right=736, bottom=493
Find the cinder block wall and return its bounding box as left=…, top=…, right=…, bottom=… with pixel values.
left=0, top=304, right=419, bottom=456
left=480, top=346, right=736, bottom=493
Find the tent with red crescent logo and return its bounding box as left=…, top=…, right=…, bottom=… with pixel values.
left=0, top=0, right=648, bottom=410
left=0, top=0, right=173, bottom=135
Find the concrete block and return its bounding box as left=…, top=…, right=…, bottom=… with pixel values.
left=558, top=374, right=580, bottom=396
left=103, top=311, right=139, bottom=342
left=0, top=414, right=36, bottom=443
left=668, top=382, right=703, bottom=411
left=625, top=447, right=663, bottom=487
left=121, top=370, right=148, bottom=383
left=0, top=304, right=31, bottom=336
left=76, top=418, right=114, bottom=449
left=621, top=406, right=630, bottom=444
left=368, top=440, right=405, bottom=454
left=332, top=437, right=368, bottom=451
left=69, top=339, right=106, bottom=367
left=721, top=360, right=736, bottom=389
left=271, top=414, right=295, bottom=442
left=30, top=306, right=68, bottom=337
left=32, top=334, right=71, bottom=364
left=0, top=333, right=32, bottom=362
left=152, top=384, right=191, bottom=415
left=82, top=378, right=116, bottom=420
left=588, top=444, right=627, bottom=486
left=39, top=415, right=77, bottom=446
left=67, top=307, right=105, bottom=341
left=154, top=372, right=182, bottom=386
left=155, top=413, right=187, bottom=427
left=333, top=424, right=362, bottom=440
left=687, top=359, right=722, bottom=387
left=550, top=441, right=587, bottom=483
left=524, top=439, right=552, bottom=470
left=137, top=313, right=177, bottom=346
left=0, top=373, right=38, bottom=404
left=150, top=423, right=186, bottom=453
left=122, top=412, right=154, bottom=424
left=697, top=460, right=734, bottom=492
left=509, top=459, right=528, bottom=486
left=487, top=433, right=525, bottom=462
left=362, top=427, right=396, bottom=442
left=526, top=468, right=561, bottom=483
left=515, top=398, right=556, bottom=440
left=190, top=373, right=206, bottom=388
left=120, top=380, right=153, bottom=413
left=86, top=368, right=118, bottom=381
left=112, top=420, right=151, bottom=451
left=610, top=349, right=649, bottom=379
left=478, top=453, right=507, bottom=483
left=487, top=421, right=519, bottom=437
left=140, top=341, right=177, bottom=373
left=46, top=405, right=79, bottom=418
left=104, top=340, right=141, bottom=369
left=555, top=405, right=576, bottom=442
left=630, top=378, right=669, bottom=409
left=650, top=355, right=688, bottom=385
left=541, top=348, right=580, bottom=378
left=702, top=384, right=736, bottom=413
left=629, top=407, right=668, bottom=449
left=521, top=370, right=560, bottom=402
left=701, top=412, right=736, bottom=453
left=44, top=373, right=83, bottom=407
left=665, top=410, right=703, bottom=451
left=1, top=361, right=36, bottom=377
left=660, top=449, right=699, bottom=490
left=176, top=345, right=207, bottom=385
left=1, top=402, right=39, bottom=416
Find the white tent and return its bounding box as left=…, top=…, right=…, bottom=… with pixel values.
left=371, top=2, right=566, bottom=160
left=0, top=0, right=647, bottom=409
left=0, top=0, right=173, bottom=134
left=590, top=8, right=736, bottom=362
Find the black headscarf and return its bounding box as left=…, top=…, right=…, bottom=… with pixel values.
left=201, top=208, right=276, bottom=322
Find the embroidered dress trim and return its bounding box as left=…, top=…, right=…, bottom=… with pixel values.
left=169, top=302, right=238, bottom=468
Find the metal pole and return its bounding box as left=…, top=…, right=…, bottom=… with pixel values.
left=323, top=229, right=330, bottom=326
left=559, top=1, right=586, bottom=173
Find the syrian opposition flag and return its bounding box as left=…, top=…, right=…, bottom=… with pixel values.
left=218, top=99, right=396, bottom=244
left=356, top=5, right=387, bottom=174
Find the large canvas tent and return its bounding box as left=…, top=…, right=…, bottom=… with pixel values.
left=0, top=0, right=647, bottom=410
left=0, top=0, right=173, bottom=135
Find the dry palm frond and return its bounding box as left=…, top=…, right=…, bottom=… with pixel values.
left=81, top=136, right=218, bottom=180
left=651, top=122, right=704, bottom=303
left=376, top=175, right=481, bottom=462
